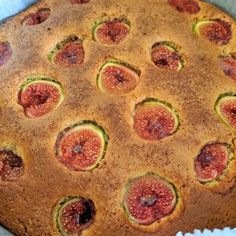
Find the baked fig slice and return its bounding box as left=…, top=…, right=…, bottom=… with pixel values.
left=215, top=93, right=236, bottom=131
left=219, top=53, right=236, bottom=81
left=48, top=35, right=85, bottom=67
left=151, top=42, right=184, bottom=71
left=18, top=75, right=64, bottom=118
left=71, top=0, right=90, bottom=3
left=193, top=19, right=232, bottom=46
left=97, top=59, right=140, bottom=94
left=133, top=98, right=180, bottom=141
left=53, top=196, right=96, bottom=236
left=55, top=120, right=109, bottom=171
left=122, top=173, right=177, bottom=225
left=22, top=8, right=50, bottom=26
left=92, top=17, right=130, bottom=45
left=194, top=142, right=232, bottom=183
left=0, top=149, right=24, bottom=181
left=0, top=41, right=12, bottom=66
left=168, top=0, right=200, bottom=14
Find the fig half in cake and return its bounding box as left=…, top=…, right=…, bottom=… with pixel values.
left=97, top=58, right=140, bottom=94
left=55, top=121, right=109, bottom=171
left=0, top=149, right=24, bottom=182
left=193, top=19, right=232, bottom=45
left=48, top=35, right=85, bottom=67
left=52, top=196, right=96, bottom=236
left=0, top=41, right=12, bottom=67
left=219, top=52, right=236, bottom=81
left=151, top=41, right=184, bottom=71
left=122, top=172, right=181, bottom=232
left=215, top=93, right=236, bottom=131
left=133, top=98, right=180, bottom=141
left=92, top=17, right=130, bottom=45
left=194, top=142, right=233, bottom=183
left=18, top=75, right=64, bottom=118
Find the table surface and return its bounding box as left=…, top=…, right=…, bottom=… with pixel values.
left=0, top=0, right=235, bottom=235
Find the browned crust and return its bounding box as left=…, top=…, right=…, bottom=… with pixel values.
left=0, top=0, right=235, bottom=235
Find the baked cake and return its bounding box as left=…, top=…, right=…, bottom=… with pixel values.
left=0, top=0, right=236, bottom=235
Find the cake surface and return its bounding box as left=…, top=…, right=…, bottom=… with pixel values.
left=0, top=0, right=236, bottom=235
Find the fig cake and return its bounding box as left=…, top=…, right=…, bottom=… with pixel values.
left=0, top=0, right=236, bottom=235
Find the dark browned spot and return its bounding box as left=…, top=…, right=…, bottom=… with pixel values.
left=198, top=154, right=213, bottom=168
left=140, top=195, right=157, bottom=207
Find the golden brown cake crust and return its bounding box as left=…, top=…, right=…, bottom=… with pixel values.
left=0, top=0, right=236, bottom=235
